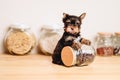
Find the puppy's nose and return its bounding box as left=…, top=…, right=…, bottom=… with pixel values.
left=66, top=27, right=73, bottom=33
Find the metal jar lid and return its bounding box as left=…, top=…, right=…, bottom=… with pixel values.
left=9, top=23, right=30, bottom=31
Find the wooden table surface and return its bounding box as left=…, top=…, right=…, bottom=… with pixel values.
left=0, top=53, right=120, bottom=80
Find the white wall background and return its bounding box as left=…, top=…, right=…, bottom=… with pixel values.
left=0, top=0, right=120, bottom=53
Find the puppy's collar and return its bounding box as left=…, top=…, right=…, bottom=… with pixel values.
left=64, top=32, right=80, bottom=37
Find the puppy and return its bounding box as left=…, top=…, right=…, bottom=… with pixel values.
left=52, top=13, right=91, bottom=65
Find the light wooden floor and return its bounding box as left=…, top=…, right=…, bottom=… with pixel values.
left=0, top=53, right=120, bottom=80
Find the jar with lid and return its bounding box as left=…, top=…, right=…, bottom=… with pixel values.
left=61, top=45, right=95, bottom=67
left=4, top=24, right=36, bottom=55
left=96, top=32, right=114, bottom=56
left=113, top=32, right=120, bottom=55
left=38, top=25, right=63, bottom=55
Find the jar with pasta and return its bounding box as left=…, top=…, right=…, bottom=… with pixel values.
left=61, top=45, right=95, bottom=67
left=4, top=24, right=36, bottom=55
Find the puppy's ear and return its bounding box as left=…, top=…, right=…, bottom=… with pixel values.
left=63, top=13, right=69, bottom=19
left=79, top=13, right=86, bottom=20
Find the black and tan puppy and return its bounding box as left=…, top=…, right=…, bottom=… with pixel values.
left=52, top=13, right=91, bottom=65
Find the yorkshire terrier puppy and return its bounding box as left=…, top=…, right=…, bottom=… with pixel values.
left=52, top=13, right=91, bottom=65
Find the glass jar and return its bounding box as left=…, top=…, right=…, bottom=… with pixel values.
left=38, top=25, right=63, bottom=55
left=113, top=32, right=120, bottom=55
left=61, top=45, right=95, bottom=67
left=4, top=24, right=36, bottom=55
left=96, top=32, right=114, bottom=56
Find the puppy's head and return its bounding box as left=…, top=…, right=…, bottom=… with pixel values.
left=63, top=13, right=86, bottom=35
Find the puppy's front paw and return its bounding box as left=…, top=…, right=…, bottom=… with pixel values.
left=81, top=38, right=91, bottom=45
left=71, top=42, right=81, bottom=50
left=52, top=60, right=63, bottom=65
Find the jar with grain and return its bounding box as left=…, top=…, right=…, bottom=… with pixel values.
left=96, top=32, right=114, bottom=56
left=4, top=24, right=36, bottom=55
left=61, top=45, right=95, bottom=67
left=113, top=32, right=120, bottom=56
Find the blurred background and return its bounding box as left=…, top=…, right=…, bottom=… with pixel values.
left=0, top=0, right=120, bottom=53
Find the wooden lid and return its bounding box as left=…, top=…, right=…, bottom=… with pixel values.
left=61, top=46, right=76, bottom=66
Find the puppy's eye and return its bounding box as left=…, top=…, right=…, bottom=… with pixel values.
left=76, top=21, right=80, bottom=25
left=76, top=22, right=79, bottom=25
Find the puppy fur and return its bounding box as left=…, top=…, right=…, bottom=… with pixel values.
left=52, top=13, right=91, bottom=65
